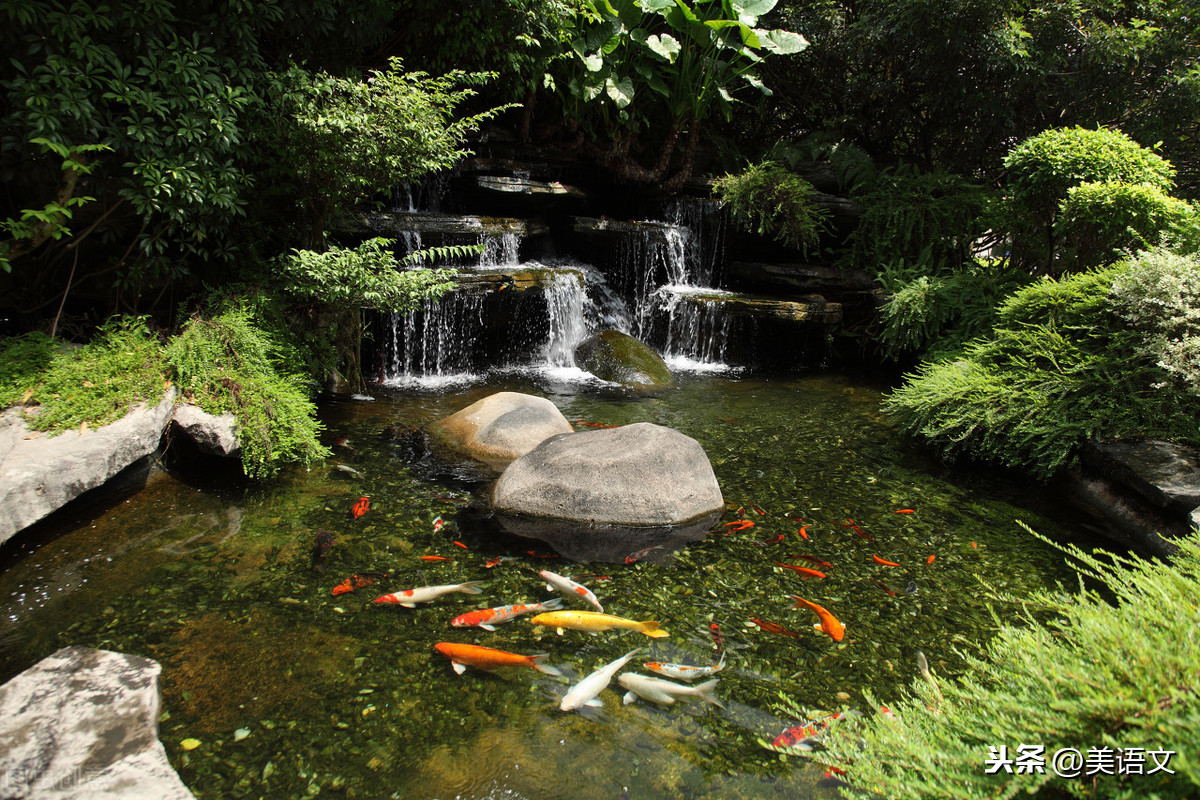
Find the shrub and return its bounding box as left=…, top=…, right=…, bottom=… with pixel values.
left=885, top=258, right=1199, bottom=479
left=713, top=161, right=829, bottom=252
left=1057, top=181, right=1195, bottom=269
left=165, top=307, right=329, bottom=480
left=809, top=522, right=1200, bottom=800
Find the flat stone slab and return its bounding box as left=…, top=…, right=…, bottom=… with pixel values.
left=1082, top=440, right=1200, bottom=515
left=491, top=422, right=724, bottom=526
left=0, top=646, right=194, bottom=800
left=339, top=211, right=548, bottom=238
left=656, top=286, right=843, bottom=325
left=0, top=389, right=177, bottom=546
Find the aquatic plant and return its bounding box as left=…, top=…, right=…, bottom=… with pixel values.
left=810, top=522, right=1200, bottom=799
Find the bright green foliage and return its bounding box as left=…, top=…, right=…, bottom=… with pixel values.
left=1002, top=127, right=1177, bottom=272
left=1110, top=248, right=1200, bottom=397
left=712, top=161, right=828, bottom=251
left=811, top=522, right=1200, bottom=799
left=1057, top=182, right=1197, bottom=269
left=275, top=239, right=463, bottom=312
left=264, top=61, right=511, bottom=243
left=165, top=307, right=329, bottom=480
left=0, top=318, right=169, bottom=434
left=885, top=256, right=1200, bottom=479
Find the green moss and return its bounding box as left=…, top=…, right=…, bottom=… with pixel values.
left=815, top=523, right=1200, bottom=799
left=0, top=318, right=169, bottom=433
left=575, top=330, right=673, bottom=389
left=165, top=306, right=330, bottom=479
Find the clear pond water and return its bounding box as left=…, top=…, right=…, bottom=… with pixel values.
left=0, top=371, right=1085, bottom=799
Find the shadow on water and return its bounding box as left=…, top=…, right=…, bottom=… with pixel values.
left=0, top=371, right=1095, bottom=799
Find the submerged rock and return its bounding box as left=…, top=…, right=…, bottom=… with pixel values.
left=574, top=330, right=672, bottom=390
left=428, top=391, right=574, bottom=471
left=171, top=403, right=240, bottom=457
left=490, top=422, right=723, bottom=527
left=0, top=646, right=194, bottom=799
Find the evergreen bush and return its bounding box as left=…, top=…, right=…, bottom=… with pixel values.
left=713, top=161, right=829, bottom=252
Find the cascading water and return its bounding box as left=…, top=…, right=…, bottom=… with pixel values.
left=383, top=292, right=487, bottom=389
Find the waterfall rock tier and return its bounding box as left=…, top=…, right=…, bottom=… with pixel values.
left=338, top=211, right=549, bottom=239
left=428, top=392, right=575, bottom=471
left=725, top=261, right=878, bottom=298
left=658, top=287, right=843, bottom=325
left=490, top=422, right=724, bottom=527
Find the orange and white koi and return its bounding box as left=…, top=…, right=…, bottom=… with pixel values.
left=540, top=570, right=604, bottom=612
left=484, top=556, right=515, bottom=568
left=433, top=642, right=562, bottom=676
left=432, top=516, right=445, bottom=531
left=789, top=596, right=846, bottom=642
left=644, top=653, right=725, bottom=681
left=330, top=571, right=388, bottom=596
left=872, top=554, right=901, bottom=567
left=451, top=598, right=563, bottom=631
left=530, top=610, right=668, bottom=638
left=771, top=710, right=862, bottom=751
left=373, top=581, right=484, bottom=608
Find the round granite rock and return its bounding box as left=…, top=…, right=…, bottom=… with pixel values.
left=427, top=391, right=574, bottom=470
left=490, top=422, right=723, bottom=526
left=574, top=330, right=672, bottom=389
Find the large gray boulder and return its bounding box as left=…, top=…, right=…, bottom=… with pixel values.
left=428, top=391, right=574, bottom=471
left=0, top=646, right=194, bottom=800
left=170, top=404, right=240, bottom=457
left=0, top=389, right=177, bottom=546
left=574, top=330, right=672, bottom=390
left=490, top=422, right=723, bottom=526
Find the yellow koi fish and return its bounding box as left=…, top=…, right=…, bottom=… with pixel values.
left=530, top=610, right=668, bottom=638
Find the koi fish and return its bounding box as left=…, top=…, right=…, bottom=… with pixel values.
left=789, top=596, right=846, bottom=642
left=774, top=561, right=826, bottom=578
left=710, top=622, right=724, bottom=653
left=754, top=534, right=786, bottom=546
left=624, top=545, right=664, bottom=564
left=572, top=418, right=618, bottom=429
left=644, top=654, right=725, bottom=681
left=330, top=571, right=388, bottom=596
left=419, top=555, right=451, bottom=562
left=311, top=530, right=335, bottom=572
left=373, top=581, right=484, bottom=608
left=334, top=464, right=362, bottom=477
left=833, top=518, right=874, bottom=542
left=540, top=570, right=604, bottom=612
left=752, top=505, right=766, bottom=516
left=771, top=711, right=860, bottom=751
left=618, top=673, right=723, bottom=708
left=797, top=526, right=810, bottom=540
left=451, top=598, right=563, bottom=631
left=526, top=550, right=558, bottom=559
left=926, top=554, right=936, bottom=565
left=750, top=618, right=803, bottom=639
left=453, top=541, right=468, bottom=550
left=433, top=642, right=562, bottom=676
left=786, top=555, right=833, bottom=567
left=872, top=554, right=901, bottom=567
left=560, top=648, right=642, bottom=711
left=484, top=556, right=515, bottom=568
left=722, top=520, right=755, bottom=531
left=530, top=610, right=668, bottom=638
left=333, top=437, right=355, bottom=451
left=432, top=516, right=445, bottom=531
left=894, top=508, right=915, bottom=514
left=872, top=578, right=897, bottom=596
left=351, top=497, right=370, bottom=519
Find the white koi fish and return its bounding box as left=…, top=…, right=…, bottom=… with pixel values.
left=618, top=673, right=724, bottom=708
left=540, top=570, right=604, bottom=612
left=560, top=648, right=641, bottom=711
left=451, top=597, right=564, bottom=631
left=373, top=581, right=484, bottom=608
left=644, top=653, right=725, bottom=681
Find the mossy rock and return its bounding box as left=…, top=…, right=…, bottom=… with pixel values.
left=574, top=330, right=672, bottom=390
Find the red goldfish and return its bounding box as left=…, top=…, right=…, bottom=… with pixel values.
left=797, top=526, right=810, bottom=540
left=419, top=555, right=451, bottom=562
left=894, top=508, right=916, bottom=514
left=722, top=520, right=755, bottom=532
left=926, top=554, right=937, bottom=565
left=833, top=518, right=874, bottom=542
left=774, top=561, right=826, bottom=578
left=330, top=571, right=387, bottom=596
left=789, top=596, right=845, bottom=642
left=434, top=643, right=562, bottom=676
left=872, top=554, right=901, bottom=567
left=351, top=497, right=369, bottom=519
left=750, top=618, right=803, bottom=639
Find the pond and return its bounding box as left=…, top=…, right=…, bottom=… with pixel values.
left=0, top=370, right=1084, bottom=799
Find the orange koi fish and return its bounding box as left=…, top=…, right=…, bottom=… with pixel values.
left=451, top=598, right=563, bottom=631
left=872, top=578, right=897, bottom=596
left=872, top=554, right=901, bottom=567
left=330, top=571, right=388, bottom=596
left=797, top=526, right=810, bottom=540
left=453, top=541, right=468, bottom=550
left=894, top=509, right=916, bottom=514
left=484, top=556, right=516, bottom=568
left=789, top=596, right=845, bottom=642
left=644, top=653, right=725, bottom=680
left=772, top=711, right=855, bottom=750
left=752, top=505, right=767, bottom=516
left=722, top=520, right=755, bottom=531
left=774, top=561, right=826, bottom=578
left=926, top=554, right=936, bottom=565
left=750, top=618, right=803, bottom=639
left=351, top=497, right=370, bottom=519
left=754, top=534, right=785, bottom=546
left=420, top=555, right=451, bottom=562
left=786, top=554, right=833, bottom=567
left=433, top=642, right=562, bottom=676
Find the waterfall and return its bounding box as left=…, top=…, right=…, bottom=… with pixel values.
left=541, top=269, right=589, bottom=369
left=383, top=292, right=487, bottom=388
